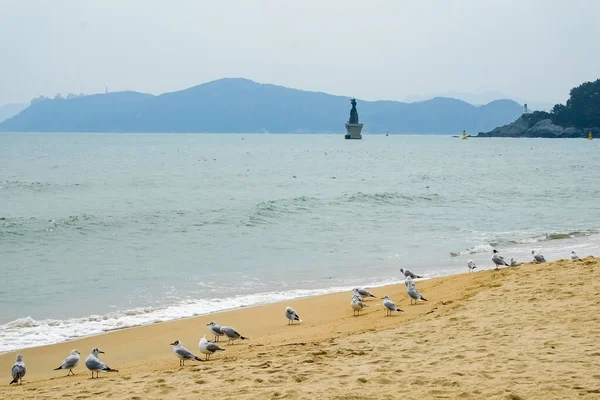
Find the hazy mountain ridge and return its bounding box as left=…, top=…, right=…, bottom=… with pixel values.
left=0, top=78, right=523, bottom=134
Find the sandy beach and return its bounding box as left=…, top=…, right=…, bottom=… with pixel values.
left=2, top=257, right=599, bottom=399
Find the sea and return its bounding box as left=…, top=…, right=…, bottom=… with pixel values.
left=1, top=133, right=599, bottom=352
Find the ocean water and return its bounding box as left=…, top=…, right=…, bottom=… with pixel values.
left=1, top=133, right=599, bottom=352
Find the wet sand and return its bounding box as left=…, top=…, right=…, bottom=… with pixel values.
left=2, top=257, right=599, bottom=399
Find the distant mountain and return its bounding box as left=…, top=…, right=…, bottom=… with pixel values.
left=0, top=103, right=27, bottom=123
left=0, top=78, right=523, bottom=134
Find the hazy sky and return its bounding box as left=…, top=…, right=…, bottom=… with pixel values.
left=1, top=0, right=599, bottom=106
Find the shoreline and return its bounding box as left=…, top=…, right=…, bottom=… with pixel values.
left=3, top=229, right=600, bottom=354
left=0, top=266, right=490, bottom=381
left=1, top=257, right=598, bottom=399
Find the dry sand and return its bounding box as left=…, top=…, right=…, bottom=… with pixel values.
left=1, top=257, right=600, bottom=399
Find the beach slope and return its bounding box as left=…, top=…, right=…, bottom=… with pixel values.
left=1, top=257, right=599, bottom=399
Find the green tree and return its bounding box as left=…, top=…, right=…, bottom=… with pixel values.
left=551, top=79, right=600, bottom=128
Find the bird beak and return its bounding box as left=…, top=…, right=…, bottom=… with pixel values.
left=169, top=342, right=176, bottom=346
left=206, top=323, right=210, bottom=326
left=99, top=350, right=105, bottom=354
left=77, top=351, right=80, bottom=354
left=380, top=297, right=385, bottom=299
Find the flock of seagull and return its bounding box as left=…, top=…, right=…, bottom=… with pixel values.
left=466, top=248, right=579, bottom=273
left=7, top=248, right=582, bottom=385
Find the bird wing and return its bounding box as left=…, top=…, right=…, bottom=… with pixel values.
left=86, top=356, right=107, bottom=371
left=206, top=343, right=223, bottom=352
left=176, top=347, right=196, bottom=360
left=12, top=364, right=25, bottom=379
left=62, top=355, right=79, bottom=369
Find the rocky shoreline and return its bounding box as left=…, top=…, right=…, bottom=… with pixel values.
left=477, top=114, right=599, bottom=138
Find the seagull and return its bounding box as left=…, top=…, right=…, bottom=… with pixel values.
left=467, top=260, right=477, bottom=272
left=532, top=250, right=546, bottom=263
left=492, top=250, right=509, bottom=269
left=220, top=326, right=248, bottom=345
left=207, top=321, right=224, bottom=342
left=198, top=335, right=225, bottom=360
left=9, top=354, right=26, bottom=385
left=404, top=276, right=415, bottom=287
left=571, top=251, right=579, bottom=260
left=170, top=341, right=203, bottom=366
left=353, top=288, right=376, bottom=298
left=381, top=296, right=404, bottom=316
left=351, top=295, right=367, bottom=316
left=407, top=285, right=427, bottom=305
left=400, top=267, right=423, bottom=279
left=285, top=306, right=302, bottom=325
left=54, top=349, right=80, bottom=376
left=85, top=348, right=118, bottom=378
left=510, top=258, right=522, bottom=267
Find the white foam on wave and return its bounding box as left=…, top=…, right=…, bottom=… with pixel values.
left=450, top=244, right=495, bottom=257
left=0, top=278, right=409, bottom=353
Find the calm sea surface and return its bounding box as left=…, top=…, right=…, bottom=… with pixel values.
left=1, top=133, right=599, bottom=351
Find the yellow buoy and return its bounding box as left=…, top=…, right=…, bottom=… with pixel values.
left=462, top=130, right=467, bottom=140
left=589, top=131, right=593, bottom=140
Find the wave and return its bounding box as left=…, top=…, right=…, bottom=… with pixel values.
left=0, top=180, right=82, bottom=192
left=0, top=210, right=230, bottom=239
left=0, top=281, right=404, bottom=353
left=345, top=191, right=439, bottom=204
left=246, top=196, right=320, bottom=226
left=450, top=230, right=600, bottom=256
left=450, top=244, right=495, bottom=257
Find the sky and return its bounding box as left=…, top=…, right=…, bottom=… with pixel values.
left=1, top=0, right=599, bottom=108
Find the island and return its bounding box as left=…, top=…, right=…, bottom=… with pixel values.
left=477, top=78, right=600, bottom=138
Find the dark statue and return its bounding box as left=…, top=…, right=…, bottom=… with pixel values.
left=348, top=98, right=359, bottom=124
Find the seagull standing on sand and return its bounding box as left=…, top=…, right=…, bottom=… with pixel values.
left=492, top=250, right=509, bottom=269
left=54, top=349, right=80, bottom=376
left=9, top=354, right=26, bottom=385
left=351, top=295, right=367, bottom=316
left=381, top=296, right=403, bottom=316
left=85, top=348, right=118, bottom=378
left=198, top=335, right=225, bottom=360
left=571, top=251, right=579, bottom=260
left=407, top=284, right=427, bottom=305
left=285, top=306, right=302, bottom=325
left=220, top=326, right=248, bottom=345
left=400, top=267, right=423, bottom=279
left=532, top=250, right=546, bottom=263
left=353, top=288, right=376, bottom=298
left=467, top=260, right=477, bottom=272
left=207, top=321, right=224, bottom=342
left=170, top=341, right=203, bottom=366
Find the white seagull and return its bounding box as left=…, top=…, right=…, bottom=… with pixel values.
left=532, top=250, right=546, bottom=263
left=207, top=321, right=225, bottom=342
left=170, top=341, right=203, bottom=366
left=407, top=285, right=427, bottom=305
left=467, top=260, right=477, bottom=272
left=10, top=354, right=26, bottom=385
left=220, top=326, right=248, bottom=345
left=381, top=296, right=404, bottom=316
left=54, top=349, right=80, bottom=376
left=198, top=335, right=225, bottom=360
left=353, top=288, right=376, bottom=298
left=492, top=250, right=509, bottom=269
left=400, top=267, right=423, bottom=279
left=351, top=295, right=367, bottom=316
left=571, top=251, right=579, bottom=260
left=85, top=348, right=118, bottom=378
left=285, top=306, right=302, bottom=325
